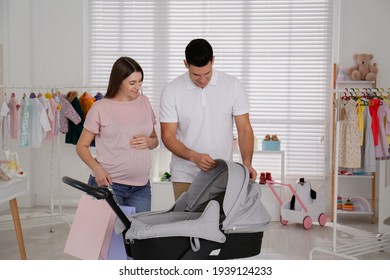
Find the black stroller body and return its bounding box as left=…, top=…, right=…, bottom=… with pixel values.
left=63, top=159, right=271, bottom=260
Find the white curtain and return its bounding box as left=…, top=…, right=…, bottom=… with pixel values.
left=87, top=0, right=333, bottom=178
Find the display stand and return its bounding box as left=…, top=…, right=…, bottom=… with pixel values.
left=310, top=64, right=390, bottom=259
left=330, top=68, right=377, bottom=224
left=0, top=85, right=77, bottom=232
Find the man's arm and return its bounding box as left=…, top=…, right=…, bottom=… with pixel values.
left=235, top=113, right=257, bottom=180
left=160, top=122, right=217, bottom=172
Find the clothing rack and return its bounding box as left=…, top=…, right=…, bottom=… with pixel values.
left=0, top=84, right=104, bottom=230
left=0, top=85, right=106, bottom=93
left=0, top=86, right=63, bottom=230
left=52, top=85, right=106, bottom=95
left=0, top=85, right=52, bottom=92
left=310, top=69, right=390, bottom=258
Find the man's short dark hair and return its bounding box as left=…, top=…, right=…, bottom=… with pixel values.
left=185, top=38, right=213, bottom=67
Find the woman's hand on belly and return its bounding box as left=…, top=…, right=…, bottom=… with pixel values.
left=130, top=135, right=149, bottom=149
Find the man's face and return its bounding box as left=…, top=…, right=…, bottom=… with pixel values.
left=185, top=59, right=213, bottom=89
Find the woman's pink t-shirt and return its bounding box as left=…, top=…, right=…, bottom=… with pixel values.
left=84, top=96, right=156, bottom=185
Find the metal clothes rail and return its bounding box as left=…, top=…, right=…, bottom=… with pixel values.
left=310, top=82, right=390, bottom=259
left=0, top=84, right=105, bottom=231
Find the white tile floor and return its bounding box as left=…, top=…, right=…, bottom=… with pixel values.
left=0, top=206, right=389, bottom=260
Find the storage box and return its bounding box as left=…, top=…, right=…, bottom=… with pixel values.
left=262, top=140, right=281, bottom=151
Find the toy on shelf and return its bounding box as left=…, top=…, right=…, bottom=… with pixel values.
left=160, top=172, right=171, bottom=182
left=0, top=167, right=11, bottom=181
left=343, top=198, right=354, bottom=211
left=266, top=178, right=327, bottom=230
left=347, top=53, right=378, bottom=81
left=337, top=195, right=343, bottom=210
left=3, top=150, right=26, bottom=178
left=349, top=196, right=371, bottom=213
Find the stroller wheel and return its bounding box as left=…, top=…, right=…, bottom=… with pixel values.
left=280, top=215, right=288, bottom=225
left=318, top=213, right=327, bottom=226
left=303, top=216, right=312, bottom=230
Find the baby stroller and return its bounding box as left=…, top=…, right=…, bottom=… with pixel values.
left=62, top=159, right=271, bottom=260
left=266, top=179, right=327, bottom=230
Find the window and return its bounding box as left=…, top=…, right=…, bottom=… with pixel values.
left=88, top=0, right=333, bottom=178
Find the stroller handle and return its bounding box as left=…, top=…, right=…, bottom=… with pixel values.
left=62, top=176, right=132, bottom=230
left=62, top=176, right=110, bottom=200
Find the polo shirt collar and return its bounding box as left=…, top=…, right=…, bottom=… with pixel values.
left=184, top=69, right=219, bottom=89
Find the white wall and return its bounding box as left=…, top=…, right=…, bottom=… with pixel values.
left=0, top=0, right=389, bottom=219
left=0, top=0, right=86, bottom=209
left=339, top=0, right=390, bottom=85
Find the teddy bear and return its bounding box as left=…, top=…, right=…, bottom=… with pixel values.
left=347, top=53, right=378, bottom=81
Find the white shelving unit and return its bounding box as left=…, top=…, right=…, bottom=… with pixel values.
left=310, top=64, right=388, bottom=260
left=234, top=149, right=285, bottom=182
left=336, top=175, right=375, bottom=218
left=150, top=148, right=174, bottom=211
left=330, top=68, right=376, bottom=224
left=150, top=148, right=285, bottom=220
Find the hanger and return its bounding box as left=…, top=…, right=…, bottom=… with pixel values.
left=349, top=91, right=359, bottom=101
left=30, top=92, right=36, bottom=98
left=66, top=91, right=78, bottom=103
left=358, top=97, right=369, bottom=106
left=356, top=89, right=367, bottom=106
left=342, top=89, right=350, bottom=101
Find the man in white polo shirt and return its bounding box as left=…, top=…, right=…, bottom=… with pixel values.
left=159, top=38, right=257, bottom=200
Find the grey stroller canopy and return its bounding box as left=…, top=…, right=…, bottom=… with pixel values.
left=116, top=159, right=271, bottom=244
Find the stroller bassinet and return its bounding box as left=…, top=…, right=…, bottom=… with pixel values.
left=63, top=159, right=271, bottom=260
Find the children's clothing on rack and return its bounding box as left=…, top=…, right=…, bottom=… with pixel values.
left=0, top=95, right=10, bottom=150
left=58, top=95, right=81, bottom=135
left=362, top=108, right=376, bottom=172
left=356, top=99, right=365, bottom=145
left=94, top=92, right=104, bottom=101
left=0, top=86, right=98, bottom=148
left=369, top=98, right=381, bottom=147
left=338, top=91, right=390, bottom=172
left=79, top=92, right=95, bottom=118
left=339, top=99, right=361, bottom=168
left=45, top=94, right=60, bottom=140
left=375, top=100, right=390, bottom=158
left=65, top=92, right=84, bottom=145
left=19, top=95, right=30, bottom=148
left=8, top=93, right=19, bottom=139
left=28, top=94, right=51, bottom=148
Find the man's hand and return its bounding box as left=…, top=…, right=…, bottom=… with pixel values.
left=192, top=153, right=218, bottom=172
left=245, top=165, right=258, bottom=180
